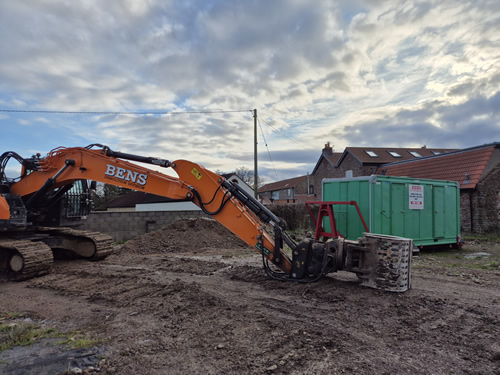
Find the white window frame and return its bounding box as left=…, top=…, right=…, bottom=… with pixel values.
left=365, top=150, right=378, bottom=158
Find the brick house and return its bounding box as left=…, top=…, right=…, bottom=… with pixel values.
left=311, top=143, right=456, bottom=199
left=378, top=143, right=500, bottom=233
left=258, top=175, right=313, bottom=205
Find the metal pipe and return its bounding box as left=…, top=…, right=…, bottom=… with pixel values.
left=105, top=148, right=170, bottom=168
left=25, top=159, right=75, bottom=208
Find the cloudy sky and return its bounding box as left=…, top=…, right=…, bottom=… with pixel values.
left=1, top=0, right=499, bottom=182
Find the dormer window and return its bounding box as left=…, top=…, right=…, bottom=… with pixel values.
left=409, top=151, right=422, bottom=157
left=365, top=150, right=378, bottom=158
left=388, top=151, right=402, bottom=158
left=463, top=173, right=471, bottom=185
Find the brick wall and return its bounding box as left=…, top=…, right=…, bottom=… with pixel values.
left=312, top=158, right=334, bottom=200
left=79, top=210, right=207, bottom=242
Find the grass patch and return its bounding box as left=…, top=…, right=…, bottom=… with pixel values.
left=416, top=245, right=500, bottom=271
left=0, top=322, right=63, bottom=352
left=462, top=232, right=500, bottom=243
left=0, top=312, right=22, bottom=320
left=0, top=315, right=103, bottom=352
left=57, top=333, right=103, bottom=350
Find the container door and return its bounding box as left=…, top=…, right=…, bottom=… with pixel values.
left=433, top=186, right=445, bottom=238
left=444, top=185, right=459, bottom=238
left=391, top=183, right=405, bottom=237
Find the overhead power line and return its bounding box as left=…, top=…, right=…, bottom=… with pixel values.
left=0, top=109, right=252, bottom=115
left=259, top=117, right=299, bottom=145
left=257, top=118, right=278, bottom=180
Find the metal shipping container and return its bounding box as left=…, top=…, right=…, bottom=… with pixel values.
left=322, top=175, right=460, bottom=248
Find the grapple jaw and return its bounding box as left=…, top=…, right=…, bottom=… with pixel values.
left=292, top=233, right=413, bottom=292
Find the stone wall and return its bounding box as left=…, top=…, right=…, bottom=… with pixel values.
left=459, top=191, right=472, bottom=232
left=79, top=210, right=207, bottom=242
left=456, top=165, right=500, bottom=234
left=473, top=165, right=500, bottom=233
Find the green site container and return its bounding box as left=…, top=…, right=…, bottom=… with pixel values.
left=322, top=175, right=461, bottom=248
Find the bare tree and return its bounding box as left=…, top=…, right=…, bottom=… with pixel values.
left=234, top=167, right=265, bottom=189
left=91, top=183, right=130, bottom=209
left=216, top=167, right=265, bottom=189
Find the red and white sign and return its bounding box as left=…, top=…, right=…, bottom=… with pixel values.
left=409, top=184, right=424, bottom=210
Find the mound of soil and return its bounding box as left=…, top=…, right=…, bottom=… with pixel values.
left=119, top=218, right=249, bottom=255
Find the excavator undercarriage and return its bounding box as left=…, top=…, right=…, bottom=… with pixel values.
left=0, top=228, right=113, bottom=280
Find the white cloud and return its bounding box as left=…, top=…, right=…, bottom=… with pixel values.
left=0, top=0, right=499, bottom=181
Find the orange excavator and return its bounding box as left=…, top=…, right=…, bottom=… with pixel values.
left=0, top=144, right=412, bottom=291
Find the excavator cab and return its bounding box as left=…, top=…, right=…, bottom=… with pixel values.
left=1, top=150, right=112, bottom=279
left=33, top=180, right=92, bottom=227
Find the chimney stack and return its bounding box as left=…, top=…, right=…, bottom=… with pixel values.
left=323, top=142, right=333, bottom=155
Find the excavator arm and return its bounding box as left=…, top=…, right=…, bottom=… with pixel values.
left=8, top=145, right=293, bottom=275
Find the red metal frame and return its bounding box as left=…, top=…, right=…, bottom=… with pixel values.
left=305, top=201, right=369, bottom=240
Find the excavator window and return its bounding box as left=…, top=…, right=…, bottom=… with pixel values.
left=63, top=180, right=90, bottom=218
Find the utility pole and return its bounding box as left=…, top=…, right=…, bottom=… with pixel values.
left=253, top=108, right=258, bottom=198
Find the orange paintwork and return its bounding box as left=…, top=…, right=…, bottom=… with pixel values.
left=10, top=147, right=292, bottom=274
left=0, top=195, right=9, bottom=220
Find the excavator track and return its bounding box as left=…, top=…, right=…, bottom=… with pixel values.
left=36, top=227, right=114, bottom=260
left=0, top=239, right=53, bottom=280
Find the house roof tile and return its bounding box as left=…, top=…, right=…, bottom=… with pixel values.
left=258, top=175, right=308, bottom=193
left=311, top=151, right=342, bottom=174
left=344, top=147, right=457, bottom=165
left=378, top=144, right=498, bottom=189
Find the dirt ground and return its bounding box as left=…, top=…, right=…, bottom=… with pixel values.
left=1, top=218, right=499, bottom=375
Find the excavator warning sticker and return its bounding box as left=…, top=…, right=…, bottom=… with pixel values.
left=191, top=167, right=203, bottom=180
left=255, top=242, right=271, bottom=257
